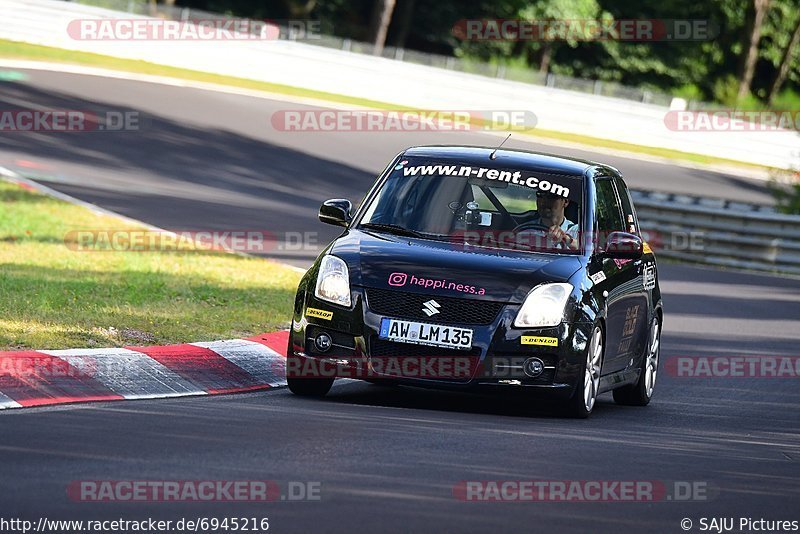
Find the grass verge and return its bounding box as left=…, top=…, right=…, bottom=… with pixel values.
left=0, top=39, right=775, bottom=172
left=0, top=181, right=302, bottom=350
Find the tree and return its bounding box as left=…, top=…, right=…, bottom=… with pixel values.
left=387, top=0, right=415, bottom=48
left=738, top=0, right=771, bottom=100
left=518, top=0, right=603, bottom=74
left=171, top=0, right=800, bottom=105
left=767, top=10, right=800, bottom=103
left=746, top=0, right=800, bottom=103
left=282, top=0, right=318, bottom=18
left=369, top=0, right=397, bottom=55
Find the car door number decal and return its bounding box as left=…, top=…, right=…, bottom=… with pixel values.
left=622, top=305, right=640, bottom=337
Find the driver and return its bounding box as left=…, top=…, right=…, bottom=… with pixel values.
left=515, top=191, right=579, bottom=250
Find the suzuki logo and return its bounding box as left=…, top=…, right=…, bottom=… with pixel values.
left=422, top=299, right=441, bottom=317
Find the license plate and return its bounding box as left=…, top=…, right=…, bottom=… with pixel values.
left=379, top=318, right=473, bottom=350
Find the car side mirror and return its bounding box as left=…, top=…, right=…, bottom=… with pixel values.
left=319, top=199, right=353, bottom=227
left=603, top=231, right=643, bottom=259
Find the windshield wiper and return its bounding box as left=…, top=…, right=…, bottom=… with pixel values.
left=358, top=223, right=429, bottom=239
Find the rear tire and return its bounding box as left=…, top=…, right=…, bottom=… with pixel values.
left=613, top=316, right=660, bottom=406
left=563, top=324, right=604, bottom=419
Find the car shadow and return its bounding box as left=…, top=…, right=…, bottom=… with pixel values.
left=323, top=379, right=620, bottom=420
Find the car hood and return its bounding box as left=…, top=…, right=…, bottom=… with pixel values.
left=329, top=229, right=583, bottom=304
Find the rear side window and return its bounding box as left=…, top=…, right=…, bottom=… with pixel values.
left=614, top=177, right=639, bottom=235
left=595, top=179, right=624, bottom=234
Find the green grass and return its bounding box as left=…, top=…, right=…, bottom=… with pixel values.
left=0, top=181, right=303, bottom=350
left=0, top=39, right=776, bottom=172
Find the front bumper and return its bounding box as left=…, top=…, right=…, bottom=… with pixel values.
left=288, top=286, right=593, bottom=399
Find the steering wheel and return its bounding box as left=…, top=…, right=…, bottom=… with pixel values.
left=512, top=221, right=550, bottom=235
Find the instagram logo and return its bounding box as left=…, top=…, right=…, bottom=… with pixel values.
left=388, top=272, right=408, bottom=287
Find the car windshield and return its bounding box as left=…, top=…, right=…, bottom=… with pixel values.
left=358, top=157, right=584, bottom=254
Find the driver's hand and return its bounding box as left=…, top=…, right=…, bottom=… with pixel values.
left=548, top=225, right=576, bottom=248
left=548, top=225, right=567, bottom=242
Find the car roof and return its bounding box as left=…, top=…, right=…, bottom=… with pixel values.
left=402, top=145, right=619, bottom=177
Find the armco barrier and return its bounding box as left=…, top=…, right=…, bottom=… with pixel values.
left=0, top=0, right=798, bottom=168
left=631, top=190, right=800, bottom=275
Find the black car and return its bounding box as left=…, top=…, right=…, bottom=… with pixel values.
left=287, top=146, right=663, bottom=417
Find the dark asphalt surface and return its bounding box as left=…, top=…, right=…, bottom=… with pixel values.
left=1, top=68, right=799, bottom=533
left=0, top=68, right=777, bottom=267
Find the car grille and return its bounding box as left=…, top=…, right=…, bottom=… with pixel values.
left=369, top=337, right=481, bottom=381
left=365, top=288, right=504, bottom=325
left=370, top=338, right=481, bottom=359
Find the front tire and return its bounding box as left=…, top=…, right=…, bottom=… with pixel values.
left=563, top=324, right=604, bottom=419
left=613, top=316, right=660, bottom=406
left=286, top=353, right=334, bottom=397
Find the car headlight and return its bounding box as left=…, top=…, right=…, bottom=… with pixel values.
left=314, top=255, right=352, bottom=307
left=513, top=283, right=573, bottom=328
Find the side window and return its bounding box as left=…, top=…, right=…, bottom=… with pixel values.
left=614, top=178, right=639, bottom=235
left=595, top=179, right=625, bottom=234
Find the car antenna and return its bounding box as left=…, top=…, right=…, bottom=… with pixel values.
left=489, top=134, right=511, bottom=160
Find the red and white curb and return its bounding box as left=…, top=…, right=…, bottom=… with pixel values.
left=0, top=331, right=289, bottom=410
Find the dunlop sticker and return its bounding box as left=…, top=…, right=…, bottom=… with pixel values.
left=521, top=336, right=558, bottom=347
left=306, top=307, right=333, bottom=320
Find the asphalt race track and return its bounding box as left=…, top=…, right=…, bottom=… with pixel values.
left=0, top=68, right=777, bottom=266
left=1, top=68, right=799, bottom=533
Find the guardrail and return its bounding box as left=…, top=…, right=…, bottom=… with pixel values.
left=631, top=190, right=800, bottom=275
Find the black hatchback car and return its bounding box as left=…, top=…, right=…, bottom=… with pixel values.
left=287, top=146, right=663, bottom=417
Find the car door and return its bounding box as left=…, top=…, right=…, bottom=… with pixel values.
left=590, top=177, right=648, bottom=374
left=614, top=177, right=652, bottom=363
